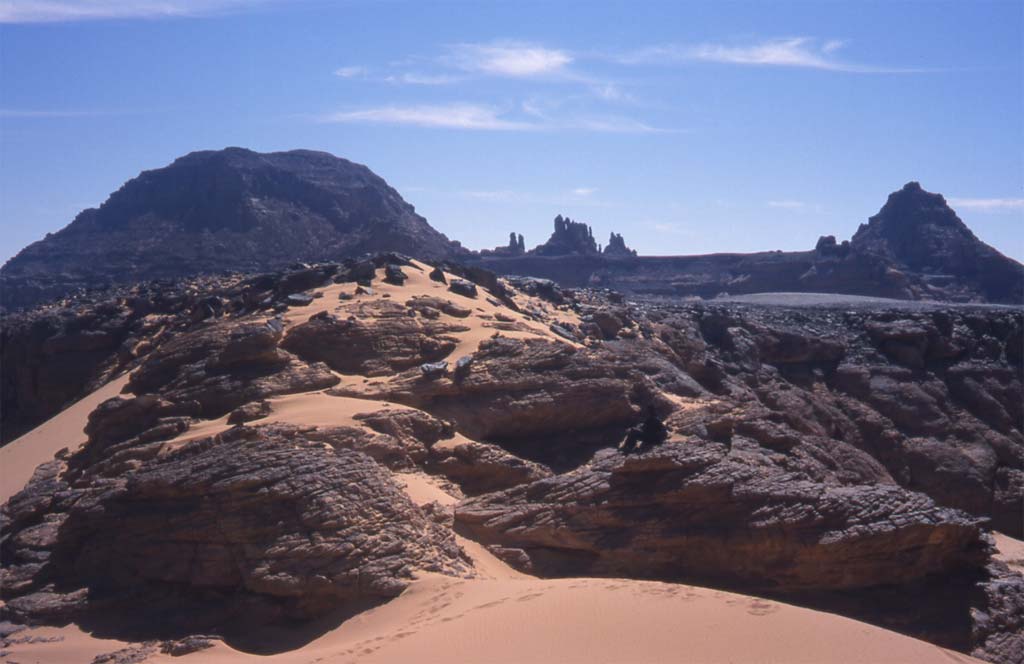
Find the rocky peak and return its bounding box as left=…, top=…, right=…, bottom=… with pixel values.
left=532, top=215, right=599, bottom=256
left=851, top=181, right=978, bottom=269
left=849, top=181, right=1023, bottom=302
left=603, top=232, right=637, bottom=258
left=509, top=232, right=526, bottom=255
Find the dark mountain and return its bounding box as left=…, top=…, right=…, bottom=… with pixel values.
left=848, top=182, right=1022, bottom=302
left=469, top=183, right=1024, bottom=304
left=0, top=148, right=466, bottom=310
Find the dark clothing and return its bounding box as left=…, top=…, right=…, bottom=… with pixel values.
left=619, top=411, right=669, bottom=453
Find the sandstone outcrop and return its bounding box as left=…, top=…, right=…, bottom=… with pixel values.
left=1, top=424, right=469, bottom=631
left=456, top=445, right=985, bottom=590
left=1, top=255, right=1022, bottom=663
left=280, top=300, right=468, bottom=376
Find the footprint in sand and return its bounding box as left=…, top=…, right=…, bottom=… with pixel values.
left=428, top=601, right=453, bottom=614
left=473, top=598, right=509, bottom=610
left=516, top=592, right=545, bottom=602
left=747, top=600, right=779, bottom=616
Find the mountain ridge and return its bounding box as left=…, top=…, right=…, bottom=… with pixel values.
left=2, top=148, right=1021, bottom=311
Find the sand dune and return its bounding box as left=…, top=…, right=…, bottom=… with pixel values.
left=0, top=266, right=991, bottom=664
left=0, top=372, right=132, bottom=503
left=6, top=572, right=981, bottom=664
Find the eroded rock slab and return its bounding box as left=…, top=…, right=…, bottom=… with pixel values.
left=456, top=444, right=986, bottom=591
left=1, top=424, right=469, bottom=631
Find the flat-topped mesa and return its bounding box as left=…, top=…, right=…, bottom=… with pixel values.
left=532, top=214, right=600, bottom=256
left=603, top=232, right=637, bottom=258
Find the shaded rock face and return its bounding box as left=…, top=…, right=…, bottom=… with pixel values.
left=1, top=302, right=134, bottom=443
left=652, top=304, right=1024, bottom=537
left=1, top=260, right=351, bottom=442
left=330, top=336, right=691, bottom=446
left=429, top=438, right=552, bottom=495
left=456, top=446, right=985, bottom=591
left=127, top=320, right=339, bottom=420
left=1, top=424, right=468, bottom=631
left=850, top=182, right=1023, bottom=303
left=1, top=271, right=255, bottom=443
left=0, top=148, right=466, bottom=310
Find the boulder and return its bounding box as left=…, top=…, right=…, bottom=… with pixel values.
left=449, top=279, right=478, bottom=298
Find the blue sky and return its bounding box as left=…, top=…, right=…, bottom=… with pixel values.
left=1, top=0, right=1022, bottom=264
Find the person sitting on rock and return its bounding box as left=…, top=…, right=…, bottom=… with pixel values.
left=619, top=406, right=669, bottom=453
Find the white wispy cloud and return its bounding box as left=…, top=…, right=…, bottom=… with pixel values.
left=334, top=66, right=366, bottom=79
left=590, top=82, right=636, bottom=103
left=0, top=108, right=117, bottom=117
left=317, top=103, right=668, bottom=133
left=767, top=200, right=806, bottom=209
left=446, top=40, right=572, bottom=77
left=384, top=72, right=461, bottom=85
left=949, top=197, right=1024, bottom=211
left=572, top=187, right=597, bottom=197
left=0, top=0, right=269, bottom=23
left=619, top=38, right=919, bottom=73
left=320, top=104, right=530, bottom=131
left=571, top=116, right=663, bottom=133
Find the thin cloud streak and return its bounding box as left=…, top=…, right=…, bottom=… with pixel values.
left=384, top=73, right=462, bottom=85
left=949, top=197, right=1024, bottom=211
left=334, top=66, right=366, bottom=79
left=320, top=104, right=531, bottom=131
left=0, top=0, right=272, bottom=23
left=317, top=103, right=671, bottom=133
left=446, top=41, right=572, bottom=77
left=618, top=38, right=925, bottom=73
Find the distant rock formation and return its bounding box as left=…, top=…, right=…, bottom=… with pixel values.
left=0, top=148, right=467, bottom=311
left=847, top=181, right=1022, bottom=302
left=533, top=215, right=600, bottom=256
left=480, top=232, right=526, bottom=258
left=603, top=232, right=637, bottom=257
left=469, top=182, right=1024, bottom=304
left=814, top=235, right=850, bottom=257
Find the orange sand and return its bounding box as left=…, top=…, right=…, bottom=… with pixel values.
left=994, top=533, right=1024, bottom=574
left=0, top=372, right=132, bottom=502
left=0, top=271, right=990, bottom=664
